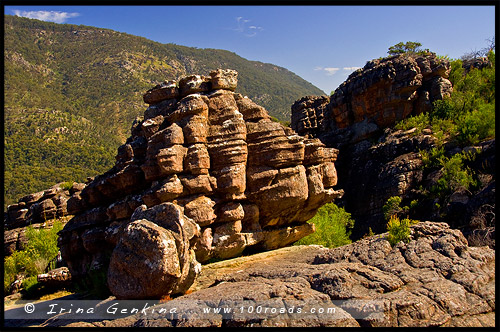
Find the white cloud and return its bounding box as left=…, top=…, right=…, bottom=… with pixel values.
left=232, top=16, right=263, bottom=37
left=324, top=67, right=340, bottom=75
left=13, top=10, right=80, bottom=23
left=314, top=66, right=340, bottom=76
left=343, top=67, right=362, bottom=71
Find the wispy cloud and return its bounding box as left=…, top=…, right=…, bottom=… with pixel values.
left=315, top=66, right=362, bottom=76
left=232, top=16, right=263, bottom=37
left=343, top=67, right=362, bottom=71
left=12, top=10, right=80, bottom=23
left=314, top=66, right=340, bottom=76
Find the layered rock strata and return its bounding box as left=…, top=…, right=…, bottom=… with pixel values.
left=58, top=69, right=343, bottom=299
left=291, top=53, right=453, bottom=147
left=290, top=53, right=494, bottom=246
left=4, top=182, right=84, bottom=230
left=4, top=182, right=84, bottom=256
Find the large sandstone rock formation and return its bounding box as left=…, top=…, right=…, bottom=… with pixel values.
left=289, top=53, right=494, bottom=246
left=58, top=69, right=343, bottom=299
left=291, top=52, right=452, bottom=147
left=53, top=222, right=494, bottom=328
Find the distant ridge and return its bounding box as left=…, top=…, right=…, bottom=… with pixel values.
left=4, top=15, right=324, bottom=207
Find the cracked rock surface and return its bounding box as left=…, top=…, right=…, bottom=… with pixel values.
left=67, top=221, right=494, bottom=327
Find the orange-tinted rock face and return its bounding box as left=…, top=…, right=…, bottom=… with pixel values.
left=58, top=69, right=343, bottom=299
left=291, top=53, right=453, bottom=146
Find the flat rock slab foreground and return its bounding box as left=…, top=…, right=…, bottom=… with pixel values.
left=6, top=222, right=494, bottom=328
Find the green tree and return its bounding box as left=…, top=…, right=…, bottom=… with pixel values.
left=388, top=41, right=426, bottom=55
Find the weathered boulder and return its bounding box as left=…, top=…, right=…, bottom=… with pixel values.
left=291, top=52, right=452, bottom=147
left=107, top=211, right=200, bottom=299
left=58, top=69, right=342, bottom=299
left=77, top=222, right=494, bottom=328
left=37, top=267, right=72, bottom=289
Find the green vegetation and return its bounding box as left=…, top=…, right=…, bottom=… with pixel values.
left=393, top=46, right=494, bottom=210
left=4, top=220, right=63, bottom=294
left=382, top=196, right=419, bottom=246
left=382, top=196, right=418, bottom=221
left=294, top=203, right=355, bottom=248
left=386, top=215, right=417, bottom=246
left=60, top=181, right=75, bottom=191
left=382, top=196, right=407, bottom=221
left=4, top=15, right=324, bottom=208
left=395, top=50, right=495, bottom=147
left=365, top=227, right=375, bottom=238
left=387, top=41, right=430, bottom=56
left=431, top=151, right=479, bottom=195
left=270, top=116, right=291, bottom=127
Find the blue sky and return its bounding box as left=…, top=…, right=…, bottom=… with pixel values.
left=4, top=5, right=496, bottom=94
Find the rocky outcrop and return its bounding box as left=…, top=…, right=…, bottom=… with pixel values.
left=290, top=53, right=494, bottom=247
left=4, top=182, right=84, bottom=230
left=58, top=222, right=494, bottom=327
left=317, top=126, right=495, bottom=246
left=291, top=53, right=452, bottom=147
left=462, top=56, right=492, bottom=73
left=58, top=69, right=342, bottom=299
left=37, top=267, right=72, bottom=289
left=4, top=182, right=85, bottom=256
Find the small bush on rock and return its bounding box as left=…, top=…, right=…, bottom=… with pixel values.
left=383, top=197, right=419, bottom=246
left=433, top=152, right=478, bottom=194
left=386, top=215, right=416, bottom=246
left=294, top=203, right=355, bottom=248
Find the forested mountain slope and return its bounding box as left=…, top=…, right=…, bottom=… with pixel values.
left=4, top=15, right=324, bottom=207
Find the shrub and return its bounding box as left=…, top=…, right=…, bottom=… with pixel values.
left=432, top=99, right=458, bottom=120
left=457, top=103, right=495, bottom=145
left=294, top=203, right=355, bottom=248
left=21, top=276, right=41, bottom=298
left=433, top=152, right=477, bottom=194
left=60, top=181, right=74, bottom=191
left=387, top=41, right=428, bottom=56
left=394, top=112, right=430, bottom=133
left=382, top=196, right=405, bottom=220
left=382, top=197, right=420, bottom=246
left=420, top=146, right=445, bottom=169
left=386, top=215, right=416, bottom=246
left=4, top=220, right=63, bottom=293
left=362, top=227, right=375, bottom=239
